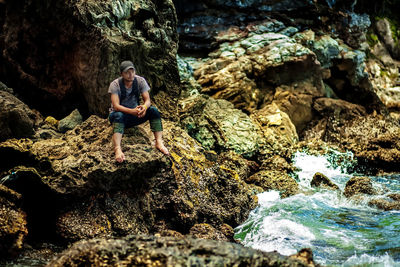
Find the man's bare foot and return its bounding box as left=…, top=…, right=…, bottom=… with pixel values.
left=155, top=142, right=170, bottom=156
left=114, top=146, right=125, bottom=163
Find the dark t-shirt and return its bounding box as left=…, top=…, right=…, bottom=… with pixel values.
left=108, top=75, right=150, bottom=112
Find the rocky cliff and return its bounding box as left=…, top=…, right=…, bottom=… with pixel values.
left=1, top=0, right=400, bottom=265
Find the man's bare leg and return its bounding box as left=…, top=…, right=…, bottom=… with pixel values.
left=154, top=131, right=169, bottom=155
left=112, top=132, right=125, bottom=162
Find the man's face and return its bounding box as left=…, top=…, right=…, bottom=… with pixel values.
left=122, top=68, right=135, bottom=82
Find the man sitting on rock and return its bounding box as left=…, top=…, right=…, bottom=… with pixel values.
left=108, top=60, right=169, bottom=162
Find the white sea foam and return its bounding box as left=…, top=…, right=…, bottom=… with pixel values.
left=236, top=151, right=400, bottom=266
left=292, top=152, right=351, bottom=190
left=343, top=253, right=398, bottom=267
left=243, top=213, right=315, bottom=256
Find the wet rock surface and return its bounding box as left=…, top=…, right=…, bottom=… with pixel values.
left=47, top=234, right=315, bottom=267
left=311, top=172, right=339, bottom=190
left=344, top=176, right=376, bottom=198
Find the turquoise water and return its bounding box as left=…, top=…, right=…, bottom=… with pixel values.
left=235, top=151, right=400, bottom=266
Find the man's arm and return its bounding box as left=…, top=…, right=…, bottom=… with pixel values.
left=111, top=94, right=140, bottom=116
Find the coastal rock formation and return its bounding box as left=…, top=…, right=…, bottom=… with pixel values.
left=47, top=234, right=315, bottom=267
left=344, top=176, right=376, bottom=198
left=0, top=116, right=257, bottom=242
left=0, top=185, right=28, bottom=257
left=1, top=0, right=180, bottom=117
left=192, top=30, right=322, bottom=114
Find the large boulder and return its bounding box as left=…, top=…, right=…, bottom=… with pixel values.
left=311, top=172, right=339, bottom=190
left=0, top=90, right=39, bottom=141
left=179, top=94, right=262, bottom=157
left=344, top=176, right=376, bottom=198
left=0, top=116, right=258, bottom=242
left=251, top=103, right=298, bottom=159
left=46, top=234, right=316, bottom=267
left=1, top=0, right=180, bottom=118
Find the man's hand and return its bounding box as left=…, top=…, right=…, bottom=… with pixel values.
left=137, top=105, right=147, bottom=118
left=129, top=107, right=141, bottom=117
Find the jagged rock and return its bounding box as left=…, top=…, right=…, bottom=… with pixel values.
left=245, top=170, right=299, bottom=198
left=344, top=176, right=376, bottom=198
left=295, top=31, right=386, bottom=113
left=1, top=0, right=180, bottom=118
left=160, top=120, right=258, bottom=230
left=217, top=151, right=259, bottom=181
left=0, top=184, right=28, bottom=257
left=1, top=116, right=257, bottom=242
left=368, top=198, right=400, bottom=211
left=332, top=115, right=400, bottom=173
left=192, top=29, right=322, bottom=114
left=0, top=167, right=61, bottom=242
left=179, top=95, right=262, bottom=157
left=57, top=109, right=82, bottom=133
left=0, top=90, right=38, bottom=141
left=47, top=234, right=315, bottom=267
left=251, top=103, right=298, bottom=158
left=311, top=172, right=339, bottom=190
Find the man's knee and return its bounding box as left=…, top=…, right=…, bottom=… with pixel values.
left=147, top=106, right=161, bottom=120
left=109, top=111, right=124, bottom=123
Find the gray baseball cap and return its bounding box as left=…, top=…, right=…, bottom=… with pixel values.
left=120, top=60, right=135, bottom=73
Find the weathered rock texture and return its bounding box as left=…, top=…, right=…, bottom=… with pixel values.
left=47, top=234, right=316, bottom=267
left=0, top=185, right=28, bottom=257
left=0, top=115, right=257, bottom=243
left=179, top=94, right=262, bottom=157
left=344, top=176, right=376, bottom=198
left=1, top=0, right=180, bottom=118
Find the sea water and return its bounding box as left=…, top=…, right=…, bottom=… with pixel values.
left=235, top=151, right=400, bottom=266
